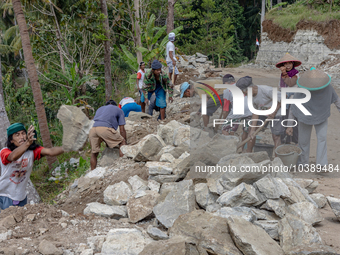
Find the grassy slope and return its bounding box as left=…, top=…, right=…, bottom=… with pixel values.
left=266, top=1, right=340, bottom=30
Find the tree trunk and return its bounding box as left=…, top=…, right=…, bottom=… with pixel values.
left=101, top=0, right=113, bottom=100
left=12, top=0, right=57, bottom=168
left=261, top=0, right=265, bottom=35
left=0, top=56, right=10, bottom=150
left=134, top=0, right=143, bottom=64
left=166, top=0, right=175, bottom=34
left=278, top=0, right=282, bottom=11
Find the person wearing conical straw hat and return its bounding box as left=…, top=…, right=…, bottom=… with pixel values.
left=276, top=53, right=301, bottom=145
left=286, top=68, right=340, bottom=166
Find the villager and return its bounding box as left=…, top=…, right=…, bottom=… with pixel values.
left=0, top=123, right=64, bottom=211
left=276, top=53, right=301, bottom=144
left=286, top=68, right=340, bottom=166
left=119, top=97, right=142, bottom=117
left=143, top=59, right=173, bottom=120
left=236, top=76, right=283, bottom=154
left=89, top=100, right=127, bottom=170
left=137, top=61, right=146, bottom=112
left=166, top=32, right=179, bottom=85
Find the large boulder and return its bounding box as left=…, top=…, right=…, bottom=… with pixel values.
left=127, top=175, right=149, bottom=193
left=153, top=180, right=195, bottom=228
left=101, top=228, right=152, bottom=255
left=194, top=183, right=218, bottom=209
left=57, top=105, right=93, bottom=152
left=227, top=216, right=284, bottom=255
left=173, top=126, right=190, bottom=146
left=253, top=220, right=279, bottom=240
left=139, top=236, right=198, bottom=255
left=278, top=214, right=336, bottom=254
left=134, top=134, right=165, bottom=161
left=157, top=120, right=182, bottom=145
left=260, top=198, right=287, bottom=218
left=98, top=147, right=120, bottom=167
left=309, top=193, right=327, bottom=208
left=213, top=207, right=257, bottom=222
left=169, top=210, right=242, bottom=255
left=83, top=202, right=127, bottom=219
left=327, top=196, right=340, bottom=221
left=103, top=181, right=133, bottom=206
left=253, top=174, right=291, bottom=199
left=287, top=202, right=323, bottom=225
left=217, top=183, right=259, bottom=207
left=127, top=191, right=159, bottom=223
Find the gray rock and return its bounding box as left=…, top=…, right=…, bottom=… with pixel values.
left=196, top=52, right=207, bottom=58
left=194, top=183, right=218, bottom=209
left=213, top=207, right=257, bottom=222
left=85, top=167, right=107, bottom=180
left=127, top=175, right=149, bottom=193
left=204, top=134, right=238, bottom=161
left=0, top=226, right=9, bottom=241
left=173, top=126, right=190, bottom=146
left=326, top=196, right=340, bottom=221
left=149, top=174, right=181, bottom=184
left=134, top=134, right=165, bottom=161
left=103, top=181, right=133, bottom=205
left=217, top=183, right=259, bottom=207
left=169, top=210, right=242, bottom=255
left=310, top=193, right=327, bottom=208
left=287, top=202, right=323, bottom=225
left=87, top=235, right=106, bottom=253
left=253, top=220, right=279, bottom=240
left=139, top=236, right=197, bottom=255
left=84, top=202, right=127, bottom=219
left=250, top=208, right=280, bottom=221
left=153, top=180, right=195, bottom=228
left=120, top=144, right=138, bottom=158
left=196, top=57, right=207, bottom=63
left=26, top=179, right=41, bottom=204
left=80, top=249, right=93, bottom=255
left=218, top=151, right=269, bottom=164
left=278, top=214, right=330, bottom=254
left=157, top=120, right=182, bottom=145
left=294, top=178, right=319, bottom=193
left=261, top=198, right=287, bottom=218
left=126, top=111, right=152, bottom=121
left=98, top=147, right=119, bottom=167
left=160, top=153, right=176, bottom=163
left=101, top=228, right=152, bottom=255
left=57, top=105, right=93, bottom=152
left=146, top=162, right=173, bottom=175
left=38, top=240, right=63, bottom=255
left=254, top=174, right=291, bottom=199
left=147, top=180, right=160, bottom=193
left=205, top=203, right=222, bottom=213
left=228, top=216, right=284, bottom=255
left=156, top=145, right=188, bottom=159
left=127, top=191, right=159, bottom=223
left=146, top=225, right=169, bottom=240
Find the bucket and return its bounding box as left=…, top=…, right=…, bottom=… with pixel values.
left=275, top=144, right=302, bottom=167
left=254, top=143, right=274, bottom=158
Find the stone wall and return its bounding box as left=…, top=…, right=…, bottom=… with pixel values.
left=256, top=30, right=340, bottom=70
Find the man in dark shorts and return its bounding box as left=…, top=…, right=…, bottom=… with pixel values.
left=89, top=100, right=127, bottom=170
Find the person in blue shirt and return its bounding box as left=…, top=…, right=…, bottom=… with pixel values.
left=89, top=100, right=127, bottom=169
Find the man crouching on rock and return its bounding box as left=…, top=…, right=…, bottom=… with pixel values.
left=0, top=123, right=64, bottom=211
left=89, top=100, right=127, bottom=170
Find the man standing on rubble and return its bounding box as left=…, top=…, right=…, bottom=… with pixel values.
left=143, top=60, right=173, bottom=121
left=166, top=32, right=179, bottom=85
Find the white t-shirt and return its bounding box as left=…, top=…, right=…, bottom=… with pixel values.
left=119, top=97, right=135, bottom=108
left=0, top=147, right=43, bottom=201
left=223, top=86, right=252, bottom=119
left=137, top=69, right=145, bottom=89
left=252, top=85, right=281, bottom=112
left=166, top=41, right=175, bottom=62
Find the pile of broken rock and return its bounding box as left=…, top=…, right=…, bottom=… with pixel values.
left=76, top=119, right=340, bottom=255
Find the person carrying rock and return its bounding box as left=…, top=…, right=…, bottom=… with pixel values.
left=118, top=96, right=141, bottom=117
left=276, top=53, right=301, bottom=144
left=0, top=123, right=64, bottom=211
left=143, top=59, right=173, bottom=120
left=89, top=100, right=127, bottom=170
left=236, top=76, right=283, bottom=154
left=286, top=68, right=340, bottom=166
left=166, top=32, right=179, bottom=85
left=136, top=61, right=146, bottom=113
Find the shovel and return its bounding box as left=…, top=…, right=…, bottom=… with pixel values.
left=237, top=119, right=270, bottom=150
